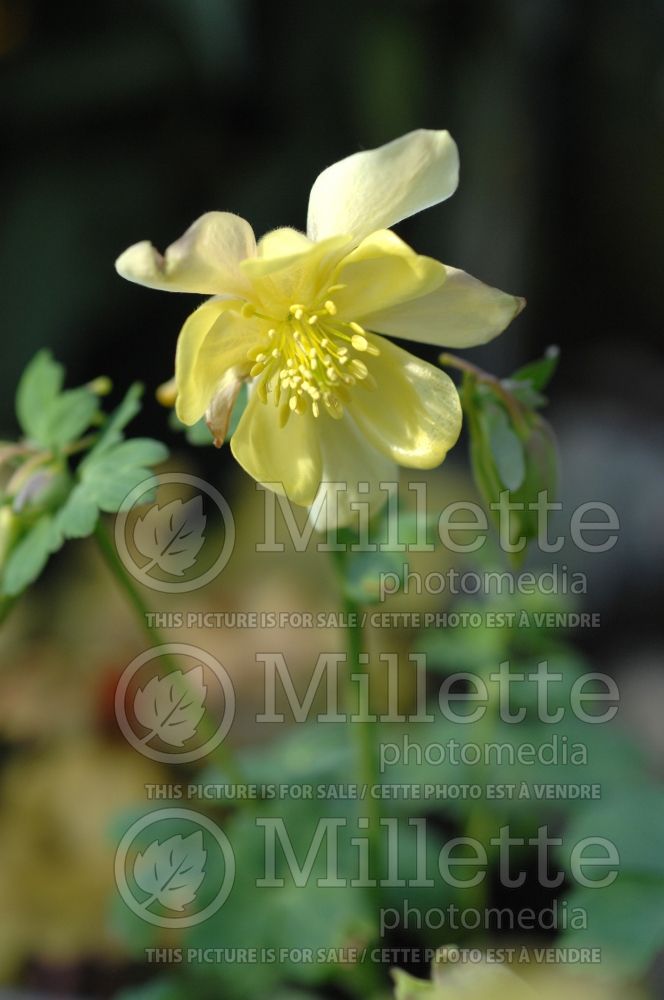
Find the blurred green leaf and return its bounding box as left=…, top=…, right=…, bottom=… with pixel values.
left=93, top=383, right=144, bottom=454
left=79, top=438, right=168, bottom=511
left=15, top=349, right=101, bottom=449
left=561, top=877, right=664, bottom=974
left=46, top=388, right=100, bottom=448
left=55, top=482, right=101, bottom=538
left=1, top=514, right=62, bottom=595
left=462, top=376, right=558, bottom=565
left=510, top=345, right=560, bottom=393
left=482, top=401, right=526, bottom=491
left=15, top=350, right=65, bottom=444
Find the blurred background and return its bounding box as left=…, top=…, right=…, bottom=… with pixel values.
left=0, top=0, right=663, bottom=997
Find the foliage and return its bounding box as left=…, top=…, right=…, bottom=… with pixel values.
left=0, top=351, right=167, bottom=603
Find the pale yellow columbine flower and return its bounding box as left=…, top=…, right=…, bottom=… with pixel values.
left=116, top=129, right=523, bottom=522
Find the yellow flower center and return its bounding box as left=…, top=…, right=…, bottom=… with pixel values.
left=245, top=295, right=379, bottom=424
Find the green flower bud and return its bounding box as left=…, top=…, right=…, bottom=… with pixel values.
left=8, top=459, right=72, bottom=519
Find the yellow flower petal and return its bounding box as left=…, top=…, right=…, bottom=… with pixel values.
left=241, top=234, right=352, bottom=312
left=359, top=265, right=525, bottom=348
left=331, top=230, right=446, bottom=320
left=257, top=227, right=313, bottom=258
left=230, top=391, right=322, bottom=506
left=175, top=299, right=259, bottom=424
left=348, top=334, right=462, bottom=468
left=115, top=212, right=256, bottom=296
left=309, top=413, right=398, bottom=530
left=307, top=129, right=459, bottom=243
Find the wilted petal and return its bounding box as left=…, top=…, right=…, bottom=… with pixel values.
left=307, top=129, right=459, bottom=243
left=359, top=265, right=525, bottom=348
left=230, top=392, right=322, bottom=507
left=205, top=369, right=245, bottom=447
left=349, top=334, right=462, bottom=468
left=175, top=300, right=260, bottom=424
left=115, top=212, right=256, bottom=296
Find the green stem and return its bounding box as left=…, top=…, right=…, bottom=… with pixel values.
left=341, top=594, right=384, bottom=995
left=440, top=351, right=529, bottom=433
left=0, top=595, right=16, bottom=627
left=344, top=593, right=382, bottom=876
left=94, top=520, right=176, bottom=657
left=94, top=518, right=245, bottom=785
left=331, top=538, right=383, bottom=932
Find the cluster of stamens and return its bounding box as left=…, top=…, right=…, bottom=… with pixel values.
left=244, top=294, right=379, bottom=424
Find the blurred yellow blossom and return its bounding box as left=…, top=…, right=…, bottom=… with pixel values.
left=392, top=945, right=645, bottom=1000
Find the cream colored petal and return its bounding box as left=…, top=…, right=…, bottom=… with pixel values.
left=331, top=229, right=446, bottom=320
left=348, top=334, right=462, bottom=468
left=230, top=390, right=322, bottom=507
left=308, top=413, right=398, bottom=532
left=257, top=227, right=313, bottom=258
left=242, top=234, right=352, bottom=312
left=307, top=129, right=459, bottom=243
left=360, top=265, right=525, bottom=348
left=115, top=212, right=256, bottom=296
left=174, top=300, right=260, bottom=424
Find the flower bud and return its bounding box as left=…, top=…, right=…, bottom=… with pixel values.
left=8, top=459, right=72, bottom=518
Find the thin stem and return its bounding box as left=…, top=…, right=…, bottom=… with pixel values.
left=344, top=592, right=382, bottom=872
left=94, top=518, right=245, bottom=784
left=0, top=595, right=16, bottom=627
left=332, top=543, right=383, bottom=926
left=439, top=352, right=528, bottom=431
left=94, top=519, right=180, bottom=667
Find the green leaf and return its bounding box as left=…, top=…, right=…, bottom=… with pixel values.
left=561, top=877, right=664, bottom=975
left=463, top=375, right=558, bottom=565
left=78, top=437, right=167, bottom=512
left=562, top=786, right=664, bottom=877
left=15, top=352, right=102, bottom=449
left=15, top=350, right=65, bottom=444
left=511, top=345, right=560, bottom=392
left=2, top=515, right=63, bottom=595
left=84, top=437, right=169, bottom=472
left=482, top=401, right=526, bottom=491
left=342, top=547, right=404, bottom=603
left=55, top=483, right=100, bottom=538
left=46, top=387, right=100, bottom=448
left=187, top=801, right=373, bottom=994
left=92, top=383, right=144, bottom=454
